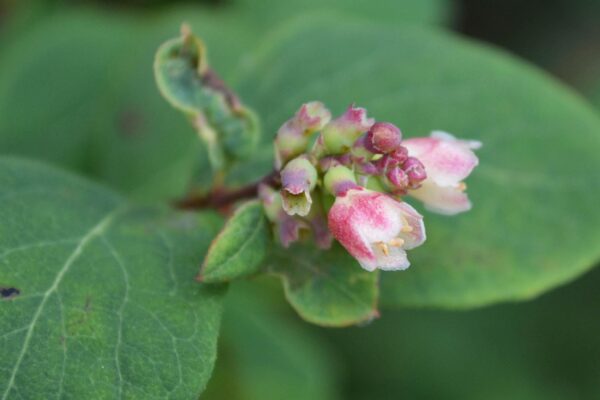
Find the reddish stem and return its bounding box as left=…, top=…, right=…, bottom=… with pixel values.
left=174, top=170, right=278, bottom=210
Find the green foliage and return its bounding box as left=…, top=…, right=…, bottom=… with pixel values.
left=235, top=19, right=600, bottom=308
left=1, top=0, right=599, bottom=397
left=205, top=283, right=340, bottom=400
left=199, top=201, right=271, bottom=283
left=268, top=244, right=379, bottom=327
left=0, top=8, right=256, bottom=201
left=0, top=158, right=225, bottom=399
left=325, top=266, right=600, bottom=400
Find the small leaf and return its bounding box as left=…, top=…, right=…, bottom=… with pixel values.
left=269, top=244, right=379, bottom=327
left=0, top=157, right=225, bottom=398
left=154, top=26, right=260, bottom=168
left=199, top=201, right=271, bottom=283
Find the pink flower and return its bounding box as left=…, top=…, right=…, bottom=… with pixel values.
left=403, top=131, right=481, bottom=215
left=328, top=188, right=426, bottom=271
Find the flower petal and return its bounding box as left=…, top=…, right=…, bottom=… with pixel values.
left=394, top=201, right=426, bottom=249
left=403, top=132, right=479, bottom=186
left=409, top=181, right=472, bottom=215
left=371, top=244, right=410, bottom=271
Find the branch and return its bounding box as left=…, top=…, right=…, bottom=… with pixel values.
left=174, top=170, right=278, bottom=210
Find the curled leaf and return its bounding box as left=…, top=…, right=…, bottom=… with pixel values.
left=154, top=25, right=260, bottom=169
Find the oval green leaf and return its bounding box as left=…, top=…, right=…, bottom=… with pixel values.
left=199, top=201, right=271, bottom=283
left=0, top=157, right=224, bottom=398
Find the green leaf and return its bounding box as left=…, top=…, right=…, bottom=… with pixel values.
left=204, top=283, right=340, bottom=400
left=323, top=267, right=600, bottom=400
left=199, top=201, right=271, bottom=283
left=232, top=0, right=452, bottom=29
left=0, top=157, right=225, bottom=399
left=154, top=27, right=260, bottom=168
left=0, top=8, right=252, bottom=201
left=236, top=19, right=600, bottom=308
left=268, top=244, right=379, bottom=327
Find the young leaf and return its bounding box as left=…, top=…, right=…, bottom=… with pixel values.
left=199, top=201, right=271, bottom=283
left=268, top=244, right=379, bottom=327
left=236, top=19, right=600, bottom=308
left=0, top=157, right=225, bottom=399
left=154, top=26, right=260, bottom=168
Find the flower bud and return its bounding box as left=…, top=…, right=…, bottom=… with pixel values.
left=322, top=105, right=374, bottom=154
left=351, top=134, right=375, bottom=162
left=323, top=165, right=359, bottom=196
left=274, top=102, right=331, bottom=168
left=390, top=146, right=409, bottom=164
left=402, top=157, right=427, bottom=187
left=280, top=157, right=318, bottom=217
left=365, top=122, right=402, bottom=154
left=296, top=101, right=332, bottom=132
left=386, top=166, right=409, bottom=191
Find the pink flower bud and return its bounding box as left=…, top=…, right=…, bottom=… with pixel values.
left=328, top=188, right=426, bottom=271
left=403, top=131, right=481, bottom=215
left=386, top=167, right=409, bottom=191
left=390, top=146, right=409, bottom=164
left=365, top=122, right=402, bottom=154
left=402, top=157, right=427, bottom=187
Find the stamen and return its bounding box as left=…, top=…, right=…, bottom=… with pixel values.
left=401, top=225, right=413, bottom=233
left=377, top=242, right=389, bottom=256
left=457, top=182, right=467, bottom=191
left=389, top=238, right=405, bottom=247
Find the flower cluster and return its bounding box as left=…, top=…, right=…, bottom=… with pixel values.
left=260, top=102, right=481, bottom=271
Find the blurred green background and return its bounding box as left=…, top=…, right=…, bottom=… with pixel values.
left=1, top=0, right=599, bottom=399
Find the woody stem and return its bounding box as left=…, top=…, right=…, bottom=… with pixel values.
left=174, top=170, right=278, bottom=210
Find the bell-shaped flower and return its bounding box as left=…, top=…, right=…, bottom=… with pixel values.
left=280, top=156, right=318, bottom=217
left=327, top=188, right=426, bottom=271
left=403, top=131, right=481, bottom=215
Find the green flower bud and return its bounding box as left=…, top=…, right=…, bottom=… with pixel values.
left=323, top=165, right=359, bottom=196
left=322, top=105, right=374, bottom=154
left=274, top=102, right=331, bottom=168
